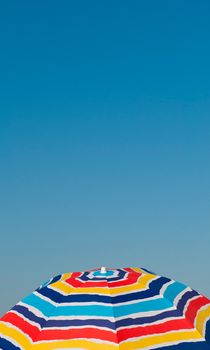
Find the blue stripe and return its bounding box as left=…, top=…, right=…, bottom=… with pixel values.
left=80, top=269, right=126, bottom=282
left=115, top=298, right=172, bottom=317
left=205, top=319, right=210, bottom=344
left=23, top=294, right=55, bottom=315
left=163, top=281, right=187, bottom=302
left=12, top=304, right=46, bottom=327
left=37, top=274, right=62, bottom=290
left=0, top=338, right=21, bottom=350
left=155, top=341, right=210, bottom=349
left=141, top=267, right=156, bottom=274
left=46, top=317, right=116, bottom=329
left=22, top=292, right=172, bottom=317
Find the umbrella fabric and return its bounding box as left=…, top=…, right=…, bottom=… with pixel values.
left=0, top=267, right=210, bottom=349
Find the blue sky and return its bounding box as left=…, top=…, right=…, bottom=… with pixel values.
left=0, top=0, right=210, bottom=315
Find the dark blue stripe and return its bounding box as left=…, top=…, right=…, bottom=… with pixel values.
left=46, top=317, right=116, bottom=329
left=0, top=338, right=21, bottom=350
left=205, top=319, right=210, bottom=344
left=116, top=289, right=198, bottom=328
left=176, top=289, right=199, bottom=311
left=79, top=269, right=126, bottom=282
left=141, top=267, right=156, bottom=274
left=50, top=274, right=62, bottom=284
left=155, top=341, right=210, bottom=349
left=36, top=274, right=62, bottom=290
left=38, top=276, right=170, bottom=304
left=12, top=304, right=46, bottom=327
left=78, top=269, right=128, bottom=282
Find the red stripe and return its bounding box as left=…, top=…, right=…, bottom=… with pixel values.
left=38, top=327, right=118, bottom=342
left=66, top=272, right=107, bottom=288
left=185, top=295, right=210, bottom=324
left=118, top=318, right=194, bottom=342
left=107, top=270, right=141, bottom=287
left=68, top=278, right=108, bottom=288
left=2, top=312, right=39, bottom=341
left=65, top=270, right=141, bottom=288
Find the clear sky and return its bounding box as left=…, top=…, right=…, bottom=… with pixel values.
left=0, top=0, right=210, bottom=316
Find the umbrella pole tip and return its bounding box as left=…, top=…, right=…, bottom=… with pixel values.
left=100, top=266, right=106, bottom=274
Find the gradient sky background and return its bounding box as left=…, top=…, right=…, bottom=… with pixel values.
left=0, top=0, right=210, bottom=316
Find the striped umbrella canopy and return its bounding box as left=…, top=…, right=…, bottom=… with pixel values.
left=0, top=266, right=210, bottom=350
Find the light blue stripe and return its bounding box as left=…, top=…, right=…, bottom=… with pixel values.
left=22, top=293, right=171, bottom=318
left=163, top=281, right=187, bottom=302
left=114, top=298, right=171, bottom=317
left=22, top=293, right=55, bottom=315
left=22, top=282, right=187, bottom=318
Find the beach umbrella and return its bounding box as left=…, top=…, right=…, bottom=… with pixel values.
left=0, top=266, right=210, bottom=349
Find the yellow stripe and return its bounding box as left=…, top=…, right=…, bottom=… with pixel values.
left=60, top=273, right=72, bottom=281
left=195, top=304, right=210, bottom=337
left=0, top=322, right=31, bottom=348
left=33, top=339, right=118, bottom=349
left=119, top=329, right=203, bottom=350
left=132, top=267, right=150, bottom=274
left=51, top=274, right=156, bottom=295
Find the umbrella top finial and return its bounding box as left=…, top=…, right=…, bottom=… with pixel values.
left=100, top=266, right=106, bottom=274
